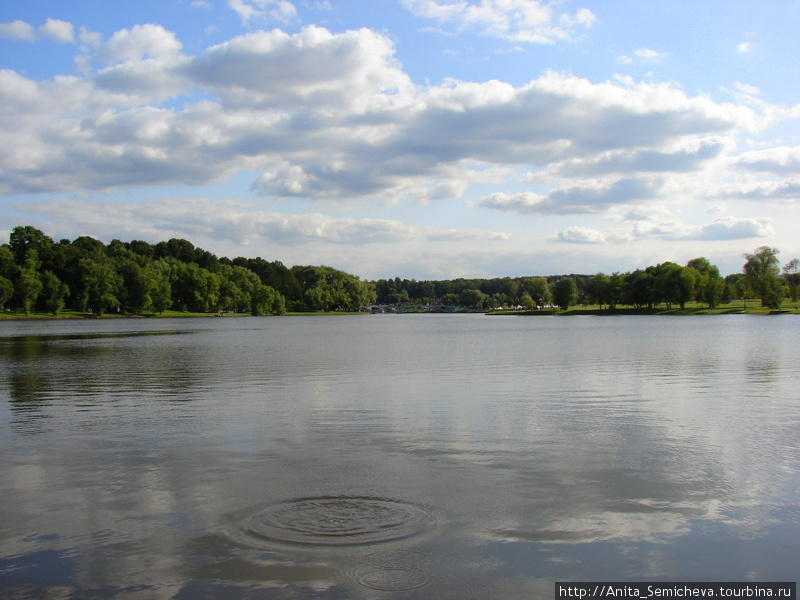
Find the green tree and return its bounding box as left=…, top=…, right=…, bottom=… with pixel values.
left=9, top=225, right=54, bottom=267
left=551, top=277, right=578, bottom=310
left=687, top=257, right=725, bottom=308
left=145, top=260, right=172, bottom=313
left=116, top=260, right=152, bottom=314
left=459, top=288, right=488, bottom=308
left=292, top=265, right=375, bottom=311
left=304, top=286, right=333, bottom=311
left=783, top=258, right=800, bottom=302
left=743, top=246, right=783, bottom=308
left=0, top=246, right=19, bottom=281
left=40, top=270, right=70, bottom=316
left=15, top=267, right=42, bottom=316
left=251, top=284, right=286, bottom=315
left=587, top=272, right=610, bottom=309
left=80, top=259, right=122, bottom=315
left=522, top=277, right=552, bottom=308
left=0, top=275, right=14, bottom=310
left=623, top=270, right=655, bottom=308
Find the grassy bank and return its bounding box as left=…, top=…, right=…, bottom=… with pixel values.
left=487, top=299, right=800, bottom=316
left=0, top=309, right=370, bottom=320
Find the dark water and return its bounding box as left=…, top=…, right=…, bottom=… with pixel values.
left=1, top=314, right=798, bottom=599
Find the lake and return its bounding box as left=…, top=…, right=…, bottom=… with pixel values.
left=1, top=314, right=798, bottom=599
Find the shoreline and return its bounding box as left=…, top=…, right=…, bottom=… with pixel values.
left=2, top=305, right=797, bottom=321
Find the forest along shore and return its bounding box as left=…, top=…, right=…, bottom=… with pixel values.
left=1, top=226, right=798, bottom=318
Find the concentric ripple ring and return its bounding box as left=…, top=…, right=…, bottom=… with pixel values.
left=239, top=496, right=434, bottom=547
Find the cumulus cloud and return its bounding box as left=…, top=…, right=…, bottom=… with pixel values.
left=618, top=48, right=669, bottom=65
left=0, top=18, right=75, bottom=42
left=97, top=24, right=183, bottom=63
left=735, top=146, right=800, bottom=177
left=39, top=19, right=75, bottom=43
left=717, top=179, right=800, bottom=202
left=180, top=26, right=412, bottom=110
left=530, top=139, right=727, bottom=179
left=556, top=216, right=773, bottom=245
left=401, top=0, right=595, bottom=44
left=633, top=216, right=774, bottom=241
left=557, top=226, right=607, bottom=244
left=634, top=48, right=669, bottom=62
left=0, top=20, right=37, bottom=41
left=22, top=197, right=509, bottom=246
left=0, top=22, right=796, bottom=211
left=228, top=0, right=298, bottom=26
left=479, top=178, right=659, bottom=215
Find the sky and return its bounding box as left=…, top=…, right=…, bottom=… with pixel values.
left=1, top=0, right=799, bottom=280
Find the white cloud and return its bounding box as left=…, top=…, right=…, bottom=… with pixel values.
left=556, top=216, right=773, bottom=245
left=717, top=179, right=800, bottom=202
left=0, top=18, right=76, bottom=43
left=98, top=24, right=183, bottom=63
left=180, top=26, right=412, bottom=110
left=557, top=226, right=607, bottom=244
left=735, top=146, right=800, bottom=177
left=0, top=20, right=37, bottom=41
left=635, top=216, right=774, bottom=241
left=687, top=216, right=774, bottom=240
left=479, top=178, right=659, bottom=216
left=401, top=0, right=595, bottom=44
left=228, top=0, right=298, bottom=26
left=531, top=139, right=727, bottom=179
left=618, top=48, right=669, bottom=65
left=38, top=19, right=75, bottom=43
left=1, top=23, right=797, bottom=221
left=634, top=48, right=669, bottom=63
left=737, top=42, right=752, bottom=53
left=21, top=197, right=509, bottom=247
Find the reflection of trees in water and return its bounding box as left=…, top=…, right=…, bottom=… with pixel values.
left=0, top=331, right=206, bottom=433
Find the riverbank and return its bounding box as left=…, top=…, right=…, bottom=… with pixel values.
left=1, top=301, right=797, bottom=320
left=0, top=309, right=367, bottom=320
left=487, top=300, right=799, bottom=316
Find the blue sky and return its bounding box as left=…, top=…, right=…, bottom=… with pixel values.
left=2, top=0, right=799, bottom=279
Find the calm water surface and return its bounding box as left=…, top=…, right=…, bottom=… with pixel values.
left=1, top=314, right=798, bottom=599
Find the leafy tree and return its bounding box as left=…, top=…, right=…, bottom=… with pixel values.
left=607, top=272, right=625, bottom=309
left=251, top=284, right=285, bottom=315
left=292, top=265, right=375, bottom=311
left=743, top=246, right=783, bottom=308
left=687, top=257, right=724, bottom=308
left=0, top=245, right=19, bottom=281
left=15, top=267, right=42, bottom=316
left=522, top=277, right=551, bottom=308
left=116, top=260, right=152, bottom=314
left=170, top=261, right=212, bottom=312
left=145, top=260, right=172, bottom=313
left=623, top=270, right=655, bottom=308
left=0, top=275, right=14, bottom=310
left=9, top=225, right=55, bottom=268
left=40, top=270, right=70, bottom=316
left=551, top=277, right=578, bottom=310
left=520, top=293, right=535, bottom=310
left=653, top=263, right=697, bottom=309
left=80, top=259, right=122, bottom=315
left=459, top=288, right=488, bottom=308
left=587, top=272, right=610, bottom=309
left=304, top=286, right=333, bottom=311
left=783, top=258, right=800, bottom=302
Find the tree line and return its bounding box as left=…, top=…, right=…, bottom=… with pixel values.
left=373, top=247, right=798, bottom=311
left=0, top=226, right=375, bottom=316
left=1, top=226, right=797, bottom=316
